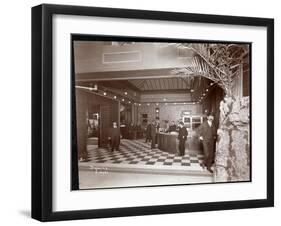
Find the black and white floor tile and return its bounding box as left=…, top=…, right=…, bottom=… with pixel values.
left=80, top=139, right=210, bottom=174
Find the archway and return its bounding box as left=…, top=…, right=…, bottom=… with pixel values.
left=174, top=43, right=250, bottom=182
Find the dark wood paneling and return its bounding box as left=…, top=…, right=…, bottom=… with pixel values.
left=75, top=90, right=89, bottom=160
left=99, top=106, right=111, bottom=147
left=75, top=89, right=119, bottom=151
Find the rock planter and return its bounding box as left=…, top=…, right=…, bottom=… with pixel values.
left=215, top=96, right=250, bottom=182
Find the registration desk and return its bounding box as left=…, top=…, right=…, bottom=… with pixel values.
left=157, top=132, right=178, bottom=154
left=157, top=131, right=203, bottom=154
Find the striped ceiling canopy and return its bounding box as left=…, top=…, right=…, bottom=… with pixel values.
left=128, top=77, right=193, bottom=91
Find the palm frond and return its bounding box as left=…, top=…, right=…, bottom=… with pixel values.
left=174, top=43, right=249, bottom=96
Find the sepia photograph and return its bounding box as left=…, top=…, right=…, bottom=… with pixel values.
left=31, top=3, right=274, bottom=221
left=72, top=37, right=251, bottom=190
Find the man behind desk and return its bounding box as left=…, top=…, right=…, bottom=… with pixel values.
left=168, top=121, right=177, bottom=133
left=197, top=113, right=217, bottom=173
left=178, top=122, right=188, bottom=156
left=108, top=122, right=121, bottom=152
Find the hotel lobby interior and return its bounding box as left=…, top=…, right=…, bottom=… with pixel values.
left=73, top=40, right=249, bottom=189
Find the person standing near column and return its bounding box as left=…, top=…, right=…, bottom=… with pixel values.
left=155, top=119, right=160, bottom=145
left=178, top=122, right=188, bottom=156
left=108, top=121, right=121, bottom=152
left=150, top=121, right=157, bottom=149
left=145, top=121, right=152, bottom=143
left=197, top=113, right=217, bottom=173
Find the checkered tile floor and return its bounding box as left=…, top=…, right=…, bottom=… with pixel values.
left=85, top=139, right=206, bottom=170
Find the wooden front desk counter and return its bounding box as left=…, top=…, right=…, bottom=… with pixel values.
left=157, top=132, right=178, bottom=154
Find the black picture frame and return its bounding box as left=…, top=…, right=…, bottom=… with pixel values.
left=32, top=4, right=274, bottom=222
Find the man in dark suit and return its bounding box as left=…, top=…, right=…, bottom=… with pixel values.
left=128, top=123, right=135, bottom=139
left=197, top=113, right=217, bottom=173
left=168, top=121, right=177, bottom=133
left=145, top=121, right=152, bottom=143
left=108, top=122, right=121, bottom=152
left=178, top=122, right=188, bottom=156
left=150, top=121, right=157, bottom=149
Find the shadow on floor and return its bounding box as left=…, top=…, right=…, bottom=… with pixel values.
left=18, top=209, right=30, bottom=218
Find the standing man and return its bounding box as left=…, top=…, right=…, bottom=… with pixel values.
left=168, top=121, right=177, bottom=133
left=145, top=121, right=152, bottom=143
left=178, top=122, right=188, bottom=156
left=128, top=123, right=135, bottom=139
left=108, top=121, right=121, bottom=152
left=150, top=121, right=157, bottom=149
left=197, top=113, right=217, bottom=173
left=155, top=118, right=160, bottom=145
